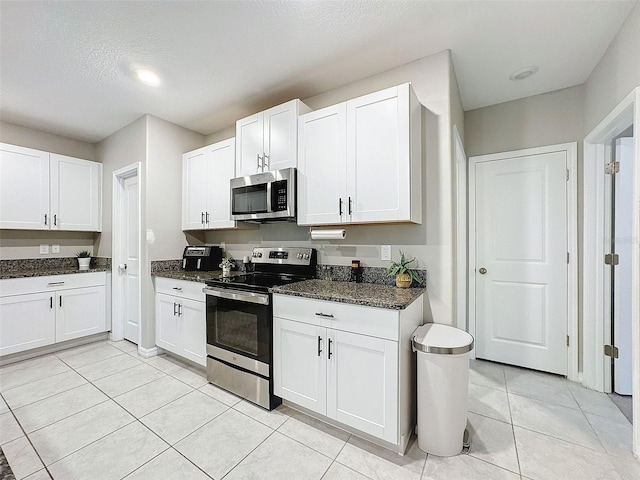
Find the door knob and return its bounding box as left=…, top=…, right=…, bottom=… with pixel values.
left=479, top=268, right=487, bottom=274
left=118, top=263, right=127, bottom=273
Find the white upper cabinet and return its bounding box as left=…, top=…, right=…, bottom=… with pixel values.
left=0, top=143, right=102, bottom=231
left=50, top=154, right=102, bottom=231
left=182, top=138, right=236, bottom=230
left=235, top=99, right=311, bottom=176
left=0, top=144, right=50, bottom=230
left=297, top=83, right=422, bottom=226
left=297, top=104, right=348, bottom=226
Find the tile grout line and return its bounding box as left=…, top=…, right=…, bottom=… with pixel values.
left=503, top=365, right=523, bottom=478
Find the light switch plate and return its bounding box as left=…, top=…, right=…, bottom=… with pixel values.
left=381, top=245, right=391, bottom=261
left=51, top=244, right=60, bottom=254
left=40, top=244, right=49, bottom=254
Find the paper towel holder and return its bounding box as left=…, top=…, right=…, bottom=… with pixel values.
left=309, top=228, right=347, bottom=240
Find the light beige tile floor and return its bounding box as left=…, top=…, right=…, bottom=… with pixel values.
left=0, top=340, right=637, bottom=479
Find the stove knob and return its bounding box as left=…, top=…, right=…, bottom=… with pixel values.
left=303, top=253, right=310, bottom=260
left=297, top=253, right=303, bottom=259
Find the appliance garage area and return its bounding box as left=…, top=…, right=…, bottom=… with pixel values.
left=1, top=2, right=639, bottom=480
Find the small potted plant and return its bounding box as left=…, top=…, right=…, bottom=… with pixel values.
left=219, top=257, right=235, bottom=277
left=76, top=250, right=92, bottom=271
left=387, top=250, right=422, bottom=288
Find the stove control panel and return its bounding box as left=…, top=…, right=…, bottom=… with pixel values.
left=251, top=247, right=315, bottom=266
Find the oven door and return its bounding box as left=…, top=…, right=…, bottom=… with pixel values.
left=203, top=287, right=271, bottom=377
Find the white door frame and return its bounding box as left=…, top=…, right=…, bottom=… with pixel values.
left=111, top=162, right=142, bottom=342
left=469, top=142, right=579, bottom=380
left=583, top=87, right=639, bottom=456
left=454, top=125, right=468, bottom=333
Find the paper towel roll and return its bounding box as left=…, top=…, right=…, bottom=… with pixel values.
left=310, top=228, right=346, bottom=240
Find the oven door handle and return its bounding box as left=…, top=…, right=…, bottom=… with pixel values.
left=202, top=287, right=270, bottom=305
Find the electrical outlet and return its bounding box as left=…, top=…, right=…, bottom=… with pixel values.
left=39, top=244, right=49, bottom=254
left=51, top=244, right=60, bottom=254
left=381, top=245, right=391, bottom=261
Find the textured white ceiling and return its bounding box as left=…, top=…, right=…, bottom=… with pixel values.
left=0, top=0, right=636, bottom=143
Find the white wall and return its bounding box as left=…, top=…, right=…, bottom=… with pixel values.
left=584, top=3, right=640, bottom=133
left=0, top=121, right=98, bottom=259
left=94, top=116, right=147, bottom=258
left=146, top=116, right=204, bottom=261
left=205, top=50, right=457, bottom=325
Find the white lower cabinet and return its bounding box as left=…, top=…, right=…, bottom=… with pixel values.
left=0, top=273, right=108, bottom=356
left=155, top=278, right=206, bottom=366
left=273, top=293, right=423, bottom=453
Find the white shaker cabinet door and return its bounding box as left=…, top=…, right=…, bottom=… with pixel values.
left=50, top=154, right=102, bottom=232
left=274, top=316, right=327, bottom=415
left=206, top=139, right=236, bottom=230
left=0, top=144, right=50, bottom=230
left=55, top=286, right=107, bottom=343
left=347, top=87, right=411, bottom=223
left=236, top=114, right=263, bottom=176
left=262, top=100, right=299, bottom=172
left=178, top=297, right=206, bottom=366
left=327, top=329, right=399, bottom=444
left=182, top=147, right=209, bottom=230
left=156, top=293, right=180, bottom=353
left=297, top=104, right=347, bottom=226
left=0, top=292, right=56, bottom=356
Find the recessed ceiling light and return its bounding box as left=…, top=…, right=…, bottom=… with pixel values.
left=135, top=68, right=161, bottom=87
left=509, top=66, right=539, bottom=81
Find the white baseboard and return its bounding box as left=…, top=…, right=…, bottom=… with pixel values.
left=137, top=346, right=159, bottom=358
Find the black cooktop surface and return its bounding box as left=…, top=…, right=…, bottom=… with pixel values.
left=206, top=272, right=311, bottom=292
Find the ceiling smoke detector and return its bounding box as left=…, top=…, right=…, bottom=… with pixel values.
left=135, top=68, right=161, bottom=87
left=509, top=66, right=539, bottom=81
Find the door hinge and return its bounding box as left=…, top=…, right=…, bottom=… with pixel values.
left=566, top=335, right=570, bottom=347
left=604, top=344, right=619, bottom=359
left=604, top=253, right=619, bottom=265
left=605, top=162, right=619, bottom=175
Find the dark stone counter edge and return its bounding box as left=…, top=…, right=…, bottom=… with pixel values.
left=0, top=267, right=109, bottom=280
left=270, top=287, right=425, bottom=310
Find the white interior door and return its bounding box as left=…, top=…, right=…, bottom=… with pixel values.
left=122, top=174, right=140, bottom=343
left=613, top=137, right=634, bottom=395
left=474, top=149, right=568, bottom=375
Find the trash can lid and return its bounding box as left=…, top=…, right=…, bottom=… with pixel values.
left=412, top=323, right=474, bottom=355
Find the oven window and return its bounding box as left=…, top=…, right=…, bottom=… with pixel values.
left=215, top=309, right=259, bottom=356
left=232, top=184, right=268, bottom=214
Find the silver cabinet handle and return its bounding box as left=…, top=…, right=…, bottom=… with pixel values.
left=205, top=212, right=209, bottom=224
left=257, top=154, right=262, bottom=171
left=348, top=197, right=353, bottom=215
left=315, top=312, right=334, bottom=318
left=50, top=296, right=53, bottom=309
left=44, top=214, right=48, bottom=226
left=339, top=198, right=343, bottom=216
left=263, top=153, right=269, bottom=171
left=479, top=268, right=487, bottom=274
left=59, top=295, right=62, bottom=308
left=328, top=338, right=333, bottom=359
left=318, top=336, right=322, bottom=357
left=173, top=302, right=177, bottom=316
left=201, top=212, right=205, bottom=224
left=178, top=304, right=182, bottom=317
left=47, top=281, right=65, bottom=287
left=54, top=214, right=57, bottom=226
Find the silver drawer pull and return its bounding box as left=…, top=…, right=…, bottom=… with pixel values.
left=172, top=287, right=183, bottom=291
left=315, top=312, right=334, bottom=318
left=47, top=282, right=65, bottom=286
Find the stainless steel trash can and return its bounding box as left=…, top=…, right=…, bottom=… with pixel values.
left=412, top=323, right=474, bottom=456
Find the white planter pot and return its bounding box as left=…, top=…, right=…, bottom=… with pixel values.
left=78, top=258, right=91, bottom=270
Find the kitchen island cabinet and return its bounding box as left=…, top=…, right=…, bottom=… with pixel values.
left=0, top=272, right=107, bottom=356
left=273, top=290, right=423, bottom=454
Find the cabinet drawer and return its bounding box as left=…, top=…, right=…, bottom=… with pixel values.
left=155, top=277, right=205, bottom=302
left=0, top=272, right=106, bottom=297
left=273, top=294, right=399, bottom=341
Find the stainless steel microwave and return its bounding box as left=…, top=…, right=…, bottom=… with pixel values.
left=230, top=168, right=296, bottom=222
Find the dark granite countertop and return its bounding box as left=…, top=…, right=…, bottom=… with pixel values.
left=0, top=266, right=109, bottom=280
left=271, top=279, right=425, bottom=310
left=152, top=270, right=246, bottom=282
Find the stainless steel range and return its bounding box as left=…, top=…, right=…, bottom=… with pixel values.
left=202, top=246, right=317, bottom=410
